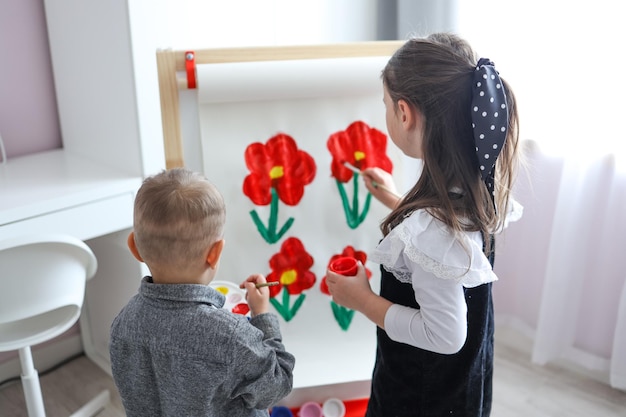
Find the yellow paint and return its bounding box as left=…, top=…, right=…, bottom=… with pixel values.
left=269, top=166, right=284, bottom=179
left=280, top=269, right=297, bottom=286
left=215, top=286, right=229, bottom=295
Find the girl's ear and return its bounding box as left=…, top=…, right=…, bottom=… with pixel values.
left=206, top=239, right=225, bottom=269
left=127, top=231, right=144, bottom=262
left=398, top=99, right=424, bottom=134
left=397, top=99, right=414, bottom=129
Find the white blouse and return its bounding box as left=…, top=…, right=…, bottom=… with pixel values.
left=369, top=201, right=523, bottom=354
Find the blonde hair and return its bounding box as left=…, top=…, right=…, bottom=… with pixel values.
left=133, top=168, right=225, bottom=269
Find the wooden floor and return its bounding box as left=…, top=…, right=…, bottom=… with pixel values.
left=1, top=338, right=625, bottom=417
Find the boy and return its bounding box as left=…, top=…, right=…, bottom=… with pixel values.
left=110, top=168, right=295, bottom=417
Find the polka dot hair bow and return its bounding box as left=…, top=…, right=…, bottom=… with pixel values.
left=471, top=58, right=508, bottom=205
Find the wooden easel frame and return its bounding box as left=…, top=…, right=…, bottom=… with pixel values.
left=156, top=41, right=404, bottom=169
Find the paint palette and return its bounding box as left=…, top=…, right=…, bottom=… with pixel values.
left=209, top=280, right=250, bottom=316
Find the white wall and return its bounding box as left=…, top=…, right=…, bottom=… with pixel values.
left=158, top=0, right=379, bottom=49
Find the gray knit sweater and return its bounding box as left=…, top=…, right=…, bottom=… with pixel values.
left=110, top=276, right=295, bottom=417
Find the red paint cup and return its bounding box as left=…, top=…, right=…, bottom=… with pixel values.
left=329, top=256, right=358, bottom=276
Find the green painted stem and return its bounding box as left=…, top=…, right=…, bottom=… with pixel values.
left=249, top=188, right=294, bottom=244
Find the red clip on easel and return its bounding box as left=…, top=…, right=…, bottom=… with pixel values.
left=185, top=50, right=197, bottom=89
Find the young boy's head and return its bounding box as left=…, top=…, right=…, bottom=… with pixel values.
left=128, top=168, right=226, bottom=284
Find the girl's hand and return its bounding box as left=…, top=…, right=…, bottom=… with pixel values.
left=326, top=262, right=393, bottom=329
left=325, top=262, right=374, bottom=312
left=240, top=274, right=270, bottom=317
left=361, top=167, right=401, bottom=209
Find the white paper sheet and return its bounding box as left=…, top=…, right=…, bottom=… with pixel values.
left=196, top=56, right=406, bottom=389
left=195, top=56, right=390, bottom=103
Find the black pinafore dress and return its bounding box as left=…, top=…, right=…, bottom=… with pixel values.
left=366, top=245, right=495, bottom=417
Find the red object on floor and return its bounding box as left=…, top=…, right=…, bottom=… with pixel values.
left=344, top=398, right=369, bottom=417
left=286, top=398, right=368, bottom=417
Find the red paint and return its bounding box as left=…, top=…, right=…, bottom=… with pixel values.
left=266, top=237, right=316, bottom=298
left=243, top=133, right=316, bottom=206
left=232, top=303, right=250, bottom=316
left=327, top=121, right=393, bottom=183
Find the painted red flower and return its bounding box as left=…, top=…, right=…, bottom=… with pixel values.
left=327, top=121, right=393, bottom=183
left=266, top=237, right=316, bottom=297
left=243, top=133, right=316, bottom=206
left=320, top=246, right=372, bottom=295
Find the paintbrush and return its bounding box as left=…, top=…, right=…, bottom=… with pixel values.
left=342, top=161, right=401, bottom=198
left=255, top=281, right=280, bottom=288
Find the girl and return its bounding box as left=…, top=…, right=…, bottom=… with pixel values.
left=326, top=33, right=522, bottom=417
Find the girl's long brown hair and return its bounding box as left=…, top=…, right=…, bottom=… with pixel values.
left=380, top=33, right=520, bottom=256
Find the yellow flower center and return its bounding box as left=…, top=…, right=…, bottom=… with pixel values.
left=354, top=151, right=365, bottom=161
left=269, top=166, right=284, bottom=179
left=280, top=269, right=297, bottom=286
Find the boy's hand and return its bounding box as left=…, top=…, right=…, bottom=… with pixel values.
left=240, top=274, right=270, bottom=317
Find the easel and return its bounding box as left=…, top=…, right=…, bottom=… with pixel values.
left=154, top=41, right=405, bottom=393
left=155, top=41, right=403, bottom=169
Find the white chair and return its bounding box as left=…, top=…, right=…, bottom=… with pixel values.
left=0, top=234, right=110, bottom=417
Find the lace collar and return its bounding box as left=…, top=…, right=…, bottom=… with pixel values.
left=370, top=210, right=496, bottom=288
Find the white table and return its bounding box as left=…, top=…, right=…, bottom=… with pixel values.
left=0, top=149, right=144, bottom=374
left=0, top=149, right=141, bottom=241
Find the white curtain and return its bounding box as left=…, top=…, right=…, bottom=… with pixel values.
left=494, top=142, right=626, bottom=389
left=510, top=147, right=626, bottom=389
left=458, top=0, right=626, bottom=389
